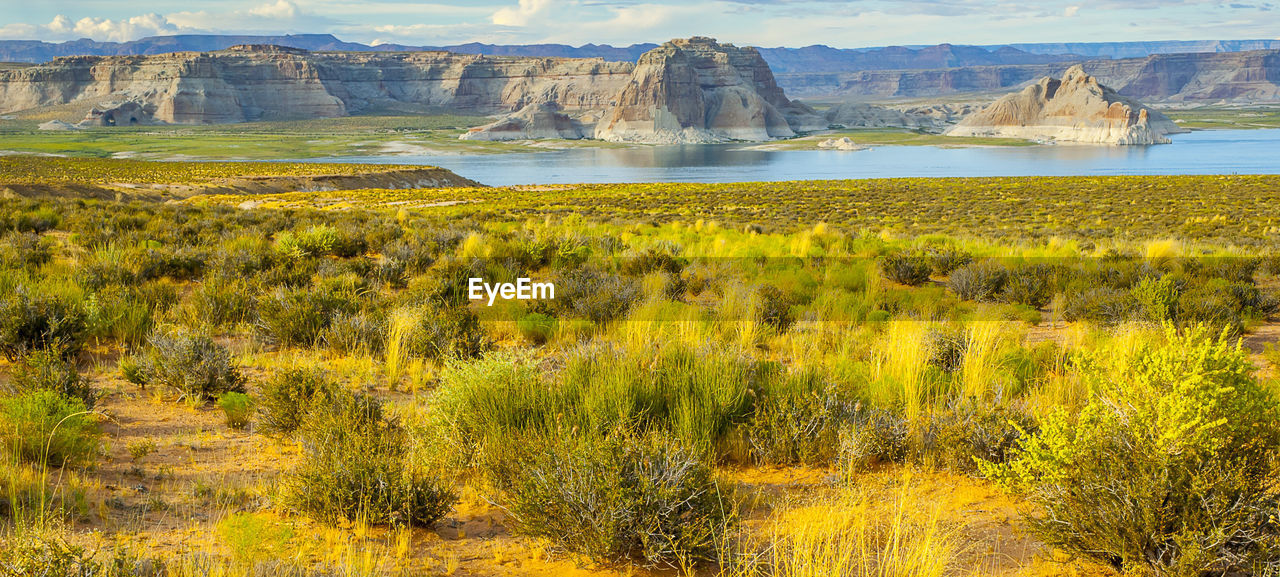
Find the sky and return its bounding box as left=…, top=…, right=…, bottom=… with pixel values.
left=0, top=1, right=1276, bottom=48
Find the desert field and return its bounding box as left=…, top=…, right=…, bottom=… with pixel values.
left=2, top=156, right=1279, bottom=576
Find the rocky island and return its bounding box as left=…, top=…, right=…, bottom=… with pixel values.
left=944, top=65, right=1187, bottom=145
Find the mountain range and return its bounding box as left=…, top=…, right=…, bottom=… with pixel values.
left=4, top=34, right=1279, bottom=71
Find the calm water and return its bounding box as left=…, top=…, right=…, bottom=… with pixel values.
left=317, top=129, right=1280, bottom=185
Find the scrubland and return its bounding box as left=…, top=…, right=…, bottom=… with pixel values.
left=2, top=157, right=1280, bottom=576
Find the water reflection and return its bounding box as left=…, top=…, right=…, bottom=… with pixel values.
left=315, top=129, right=1280, bottom=185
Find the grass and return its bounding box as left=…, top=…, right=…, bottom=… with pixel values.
left=1, top=155, right=1278, bottom=576
left=1163, top=106, right=1280, bottom=129
left=192, top=174, right=1280, bottom=246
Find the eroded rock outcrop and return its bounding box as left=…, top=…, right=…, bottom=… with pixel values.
left=945, top=66, right=1187, bottom=144
left=79, top=100, right=155, bottom=126
left=459, top=102, right=585, bottom=140
left=594, top=37, right=803, bottom=143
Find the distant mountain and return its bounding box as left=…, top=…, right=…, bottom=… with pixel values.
left=0, top=34, right=659, bottom=63
left=990, top=40, right=1280, bottom=59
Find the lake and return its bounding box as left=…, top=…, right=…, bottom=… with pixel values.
left=314, top=129, right=1280, bottom=185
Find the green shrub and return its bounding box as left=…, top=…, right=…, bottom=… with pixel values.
left=84, top=287, right=154, bottom=347
left=126, top=328, right=245, bottom=401
left=217, top=392, right=254, bottom=430
left=482, top=430, right=732, bottom=567
left=1130, top=275, right=1179, bottom=322
left=256, top=288, right=353, bottom=347
left=284, top=392, right=456, bottom=526
left=880, top=252, right=932, bottom=286
left=1061, top=287, right=1139, bottom=325
left=927, top=247, right=973, bottom=276
left=754, top=285, right=795, bottom=332
left=516, top=312, right=557, bottom=346
left=11, top=348, right=96, bottom=408
left=0, top=288, right=86, bottom=361
left=744, top=369, right=853, bottom=465
left=0, top=232, right=52, bottom=270
left=983, top=325, right=1280, bottom=575
left=400, top=304, right=487, bottom=360
left=0, top=390, right=100, bottom=468
left=1000, top=265, right=1053, bottom=308
left=257, top=369, right=340, bottom=436
left=275, top=224, right=364, bottom=259
left=837, top=408, right=910, bottom=476
left=183, top=276, right=256, bottom=329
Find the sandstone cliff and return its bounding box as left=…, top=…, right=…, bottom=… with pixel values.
left=945, top=66, right=1187, bottom=145
left=594, top=37, right=802, bottom=143
left=0, top=44, right=633, bottom=123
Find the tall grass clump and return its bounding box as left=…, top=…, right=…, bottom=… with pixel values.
left=0, top=390, right=100, bottom=468
left=984, top=324, right=1280, bottom=575
left=871, top=321, right=932, bottom=421
left=739, top=482, right=960, bottom=577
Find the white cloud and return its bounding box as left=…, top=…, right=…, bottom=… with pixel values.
left=492, top=0, right=555, bottom=26
left=250, top=0, right=300, bottom=20
left=1064, top=5, right=1081, bottom=16
left=71, top=14, right=179, bottom=42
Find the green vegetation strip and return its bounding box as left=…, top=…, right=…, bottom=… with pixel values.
left=196, top=175, right=1280, bottom=245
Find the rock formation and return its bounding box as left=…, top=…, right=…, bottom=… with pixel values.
left=817, top=137, right=866, bottom=151
left=79, top=100, right=154, bottom=126
left=0, top=44, right=632, bottom=124
left=593, top=37, right=804, bottom=143
left=459, top=102, right=585, bottom=140
left=945, top=66, right=1187, bottom=145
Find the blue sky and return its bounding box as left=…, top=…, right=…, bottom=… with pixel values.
left=1, top=1, right=1276, bottom=47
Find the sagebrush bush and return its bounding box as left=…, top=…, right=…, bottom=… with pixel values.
left=0, top=288, right=87, bottom=361
left=754, top=285, right=795, bottom=332
left=947, top=262, right=1007, bottom=302
left=984, top=325, right=1280, bottom=575
left=926, top=247, right=973, bottom=276
left=257, top=369, right=340, bottom=436
left=0, top=390, right=100, bottom=468
left=125, top=328, right=244, bottom=400
left=482, top=430, right=732, bottom=568
left=744, top=369, right=855, bottom=465
left=880, top=252, right=932, bottom=286
left=11, top=347, right=96, bottom=408
left=555, top=266, right=642, bottom=323
left=285, top=392, right=456, bottom=526
left=999, top=265, right=1054, bottom=308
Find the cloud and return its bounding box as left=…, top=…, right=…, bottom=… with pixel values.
left=249, top=0, right=301, bottom=19
left=1064, top=5, right=1081, bottom=16
left=67, top=14, right=179, bottom=42
left=492, top=0, right=555, bottom=26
